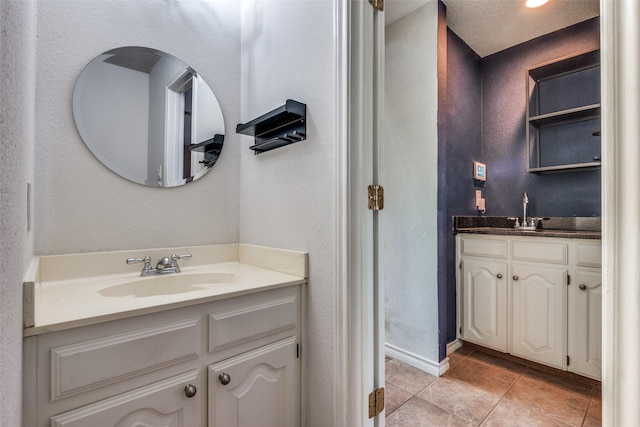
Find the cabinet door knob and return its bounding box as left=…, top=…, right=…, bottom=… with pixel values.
left=497, top=274, right=503, bottom=279
left=219, top=372, right=231, bottom=385
left=513, top=275, right=519, bottom=281
left=579, top=284, right=587, bottom=290
left=184, top=384, right=197, bottom=398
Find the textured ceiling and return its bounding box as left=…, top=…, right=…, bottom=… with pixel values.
left=386, top=0, right=600, bottom=58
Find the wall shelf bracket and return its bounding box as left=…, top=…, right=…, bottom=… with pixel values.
left=189, top=134, right=224, bottom=168
left=236, top=99, right=307, bottom=155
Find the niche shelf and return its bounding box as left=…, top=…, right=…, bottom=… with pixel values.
left=526, top=49, right=601, bottom=173
left=236, top=99, right=307, bottom=154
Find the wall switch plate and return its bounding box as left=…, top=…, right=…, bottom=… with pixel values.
left=474, top=161, right=487, bottom=181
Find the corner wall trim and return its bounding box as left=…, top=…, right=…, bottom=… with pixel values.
left=446, top=339, right=462, bottom=356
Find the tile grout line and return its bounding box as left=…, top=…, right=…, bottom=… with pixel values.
left=466, top=351, right=599, bottom=426
left=579, top=397, right=596, bottom=427
left=474, top=365, right=529, bottom=426
left=383, top=380, right=437, bottom=419
left=497, top=367, right=592, bottom=427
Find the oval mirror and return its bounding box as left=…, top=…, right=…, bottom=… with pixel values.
left=73, top=47, right=224, bottom=187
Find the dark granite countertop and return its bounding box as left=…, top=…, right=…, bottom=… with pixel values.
left=453, top=216, right=601, bottom=240
left=456, top=227, right=601, bottom=239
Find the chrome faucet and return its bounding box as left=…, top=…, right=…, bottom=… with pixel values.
left=126, top=253, right=192, bottom=277
left=508, top=192, right=541, bottom=230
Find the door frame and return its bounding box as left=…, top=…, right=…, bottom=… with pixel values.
left=600, top=0, right=640, bottom=424
left=334, top=0, right=384, bottom=425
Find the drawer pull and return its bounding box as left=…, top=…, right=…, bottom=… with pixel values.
left=496, top=274, right=503, bottom=279
left=579, top=284, right=587, bottom=291
left=219, top=372, right=231, bottom=385
left=184, top=384, right=197, bottom=398
left=513, top=275, right=519, bottom=281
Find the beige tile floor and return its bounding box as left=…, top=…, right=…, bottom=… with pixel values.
left=385, top=346, right=601, bottom=426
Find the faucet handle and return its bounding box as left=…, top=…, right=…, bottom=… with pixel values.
left=171, top=253, right=192, bottom=261
left=126, top=255, right=151, bottom=265
left=507, top=217, right=520, bottom=228
left=127, top=255, right=153, bottom=274
left=529, top=217, right=544, bottom=227
left=169, top=253, right=191, bottom=273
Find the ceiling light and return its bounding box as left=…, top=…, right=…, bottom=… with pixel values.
left=526, top=0, right=549, bottom=7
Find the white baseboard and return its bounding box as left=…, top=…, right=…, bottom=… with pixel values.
left=385, top=343, right=450, bottom=377
left=446, top=339, right=462, bottom=356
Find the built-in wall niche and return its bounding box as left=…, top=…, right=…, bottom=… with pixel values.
left=526, top=49, right=601, bottom=173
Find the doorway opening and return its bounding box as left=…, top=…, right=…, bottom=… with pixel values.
left=381, top=1, right=602, bottom=424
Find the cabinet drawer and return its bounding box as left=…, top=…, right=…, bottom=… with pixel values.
left=511, top=240, right=568, bottom=264
left=576, top=244, right=602, bottom=268
left=209, top=293, right=297, bottom=353
left=459, top=237, right=508, bottom=259
left=51, top=318, right=201, bottom=400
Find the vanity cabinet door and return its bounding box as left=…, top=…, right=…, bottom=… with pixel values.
left=50, top=370, right=203, bottom=427
left=510, top=263, right=567, bottom=369
left=460, top=258, right=508, bottom=352
left=208, top=337, right=299, bottom=427
left=571, top=270, right=602, bottom=380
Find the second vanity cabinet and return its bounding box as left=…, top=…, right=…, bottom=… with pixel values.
left=23, top=285, right=302, bottom=427
left=457, top=233, right=601, bottom=380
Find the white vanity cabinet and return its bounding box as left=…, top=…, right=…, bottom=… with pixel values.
left=458, top=235, right=508, bottom=352
left=209, top=337, right=299, bottom=426
left=23, top=285, right=302, bottom=427
left=570, top=242, right=603, bottom=380
left=510, top=262, right=567, bottom=369
left=457, top=233, right=601, bottom=379
left=460, top=258, right=508, bottom=351
left=50, top=370, right=203, bottom=427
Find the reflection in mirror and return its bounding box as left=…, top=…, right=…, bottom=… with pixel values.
left=73, top=47, right=225, bottom=187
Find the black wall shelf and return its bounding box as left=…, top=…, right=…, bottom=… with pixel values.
left=190, top=134, right=224, bottom=168
left=236, top=99, right=307, bottom=154
left=190, top=134, right=224, bottom=153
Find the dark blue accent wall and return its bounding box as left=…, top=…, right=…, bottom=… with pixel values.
left=481, top=18, right=601, bottom=217
left=436, top=0, right=450, bottom=362
left=439, top=17, right=601, bottom=351
left=441, top=29, right=482, bottom=354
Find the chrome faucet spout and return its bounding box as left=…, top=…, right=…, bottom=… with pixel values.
left=126, top=253, right=192, bottom=277
left=523, top=192, right=529, bottom=225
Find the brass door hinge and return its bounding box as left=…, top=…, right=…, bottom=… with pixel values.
left=368, top=185, right=384, bottom=211
left=567, top=355, right=571, bottom=366
left=369, top=0, right=384, bottom=12
left=368, top=387, right=385, bottom=418
left=568, top=274, right=571, bottom=285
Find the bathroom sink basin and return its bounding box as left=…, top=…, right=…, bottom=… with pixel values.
left=99, top=272, right=239, bottom=298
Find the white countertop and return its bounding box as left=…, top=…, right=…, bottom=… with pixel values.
left=23, top=244, right=307, bottom=336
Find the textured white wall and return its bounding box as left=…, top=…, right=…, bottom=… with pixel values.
left=35, top=0, right=241, bottom=254
left=383, top=2, right=440, bottom=365
left=239, top=1, right=337, bottom=424
left=0, top=1, right=36, bottom=424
